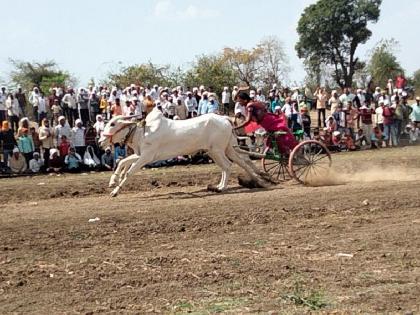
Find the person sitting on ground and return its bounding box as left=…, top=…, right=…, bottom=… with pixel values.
left=47, top=149, right=63, bottom=173
left=342, top=129, right=358, bottom=151
left=355, top=128, right=368, bottom=149
left=371, top=126, right=384, bottom=149
left=331, top=130, right=342, bottom=151
left=406, top=123, right=419, bottom=144
left=114, top=142, right=126, bottom=166
left=29, top=152, right=44, bottom=173
left=325, top=116, right=337, bottom=132
left=64, top=147, right=82, bottom=173
left=322, top=129, right=333, bottom=146
left=9, top=147, right=27, bottom=174
left=329, top=130, right=342, bottom=152
left=101, top=146, right=115, bottom=171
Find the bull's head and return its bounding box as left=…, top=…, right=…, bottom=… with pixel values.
left=98, top=115, right=139, bottom=149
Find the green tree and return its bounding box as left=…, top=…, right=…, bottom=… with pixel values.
left=412, top=69, right=420, bottom=94
left=184, top=54, right=237, bottom=94
left=9, top=59, right=74, bottom=93
left=367, top=39, right=403, bottom=88
left=108, top=61, right=175, bottom=88
left=296, top=0, right=382, bottom=88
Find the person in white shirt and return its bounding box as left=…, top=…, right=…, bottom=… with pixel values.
left=163, top=96, right=176, bottom=119
left=72, top=118, right=86, bottom=157
left=356, top=89, right=365, bottom=108
left=6, top=94, right=20, bottom=132
left=231, top=86, right=239, bottom=104
left=55, top=116, right=72, bottom=146
left=62, top=89, right=78, bottom=126
left=386, top=79, right=394, bottom=95
left=0, top=86, right=7, bottom=123
left=255, top=88, right=265, bottom=104
left=149, top=85, right=159, bottom=101
left=375, top=100, right=385, bottom=130
left=339, top=87, right=355, bottom=109
left=373, top=87, right=381, bottom=103
left=184, top=92, right=198, bottom=118
left=328, top=90, right=340, bottom=113
left=29, top=87, right=41, bottom=122
left=221, top=87, right=231, bottom=115
left=38, top=93, right=48, bottom=123
left=29, top=152, right=44, bottom=173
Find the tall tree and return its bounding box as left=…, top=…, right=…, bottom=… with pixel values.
left=256, top=36, right=290, bottom=88
left=367, top=39, right=403, bottom=88
left=9, top=59, right=74, bottom=93
left=412, top=69, right=420, bottom=94
left=296, top=0, right=382, bottom=88
left=222, top=47, right=263, bottom=87
left=184, top=54, right=237, bottom=93
left=108, top=61, right=175, bottom=88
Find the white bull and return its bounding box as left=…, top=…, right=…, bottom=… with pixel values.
left=99, top=108, right=271, bottom=197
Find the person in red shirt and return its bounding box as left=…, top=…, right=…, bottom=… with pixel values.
left=59, top=135, right=71, bottom=158
left=382, top=102, right=396, bottom=147
left=358, top=101, right=375, bottom=144
left=395, top=74, right=406, bottom=91
left=234, top=92, right=297, bottom=154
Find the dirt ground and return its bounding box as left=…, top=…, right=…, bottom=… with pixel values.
left=1, top=146, right=420, bottom=314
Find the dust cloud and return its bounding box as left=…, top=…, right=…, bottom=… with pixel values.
left=304, top=166, right=420, bottom=187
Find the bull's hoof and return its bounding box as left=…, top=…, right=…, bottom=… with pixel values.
left=207, top=184, right=222, bottom=193
left=238, top=176, right=271, bottom=189
left=110, top=188, right=119, bottom=197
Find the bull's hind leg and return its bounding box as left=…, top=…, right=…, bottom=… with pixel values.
left=208, top=150, right=232, bottom=192
left=110, top=154, right=152, bottom=197
left=226, top=146, right=271, bottom=188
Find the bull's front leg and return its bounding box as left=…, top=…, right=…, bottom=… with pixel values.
left=110, top=154, right=151, bottom=197
left=109, top=155, right=140, bottom=188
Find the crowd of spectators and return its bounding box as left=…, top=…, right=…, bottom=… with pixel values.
left=0, top=74, right=418, bottom=176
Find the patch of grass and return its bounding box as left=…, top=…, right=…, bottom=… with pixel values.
left=254, top=239, right=266, bottom=246
left=282, top=277, right=329, bottom=310
left=172, top=301, right=194, bottom=313
left=172, top=298, right=247, bottom=314
left=283, top=290, right=329, bottom=310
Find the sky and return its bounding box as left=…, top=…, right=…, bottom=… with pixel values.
left=0, top=0, right=419, bottom=88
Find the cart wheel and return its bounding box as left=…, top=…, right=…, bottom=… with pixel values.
left=288, top=140, right=332, bottom=184
left=261, top=153, right=291, bottom=181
